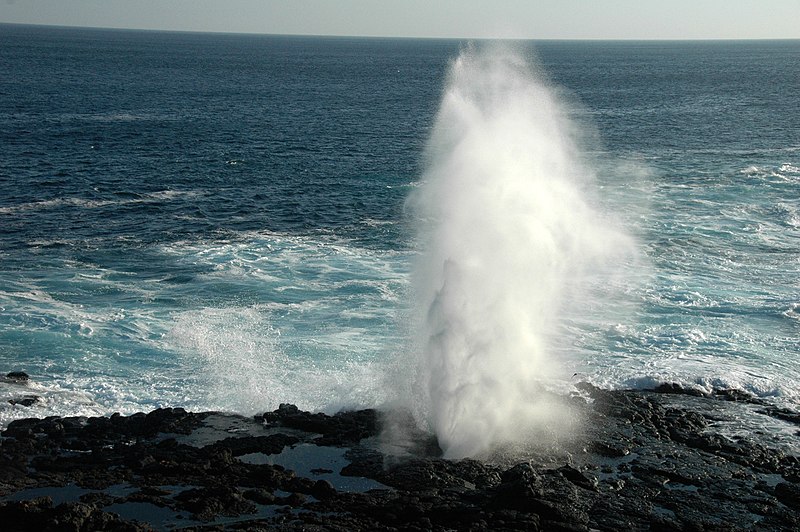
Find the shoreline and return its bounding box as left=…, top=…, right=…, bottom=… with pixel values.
left=1, top=383, right=798, bottom=531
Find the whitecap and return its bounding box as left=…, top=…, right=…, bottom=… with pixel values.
left=783, top=303, right=800, bottom=321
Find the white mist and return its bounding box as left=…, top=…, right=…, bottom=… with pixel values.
left=406, top=43, right=634, bottom=459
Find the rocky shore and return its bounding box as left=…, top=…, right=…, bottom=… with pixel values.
left=1, top=379, right=798, bottom=531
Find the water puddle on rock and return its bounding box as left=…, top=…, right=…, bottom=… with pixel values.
left=239, top=443, right=388, bottom=492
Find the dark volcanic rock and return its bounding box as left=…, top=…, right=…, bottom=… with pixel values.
left=7, top=395, right=41, bottom=407
left=174, top=486, right=257, bottom=520
left=556, top=464, right=599, bottom=492
left=260, top=403, right=380, bottom=445
left=205, top=433, right=299, bottom=456
left=759, top=406, right=800, bottom=426
left=0, top=497, right=149, bottom=531
left=652, top=381, right=707, bottom=397
left=775, top=482, right=800, bottom=510
left=0, top=389, right=798, bottom=531
left=4, top=371, right=30, bottom=382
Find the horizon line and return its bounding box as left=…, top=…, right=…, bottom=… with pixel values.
left=3, top=22, right=799, bottom=42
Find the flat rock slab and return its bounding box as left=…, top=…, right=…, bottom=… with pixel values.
left=0, top=386, right=798, bottom=531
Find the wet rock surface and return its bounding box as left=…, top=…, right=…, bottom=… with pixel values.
left=0, top=385, right=798, bottom=531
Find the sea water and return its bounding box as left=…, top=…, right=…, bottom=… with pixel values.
left=1, top=27, right=798, bottom=445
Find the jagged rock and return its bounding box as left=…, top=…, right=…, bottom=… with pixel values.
left=653, top=382, right=707, bottom=397
left=759, top=406, right=800, bottom=426
left=556, top=464, right=599, bottom=491
left=590, top=441, right=630, bottom=457
left=311, top=479, right=337, bottom=499
left=5, top=371, right=30, bottom=382
left=775, top=482, right=800, bottom=510
left=7, top=395, right=41, bottom=407
left=243, top=488, right=276, bottom=505
left=0, top=498, right=149, bottom=531
left=205, top=433, right=299, bottom=456
left=174, top=486, right=257, bottom=520
left=0, top=389, right=797, bottom=531
left=261, top=403, right=380, bottom=446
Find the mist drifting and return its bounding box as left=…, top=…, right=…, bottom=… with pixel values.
left=406, top=43, right=634, bottom=458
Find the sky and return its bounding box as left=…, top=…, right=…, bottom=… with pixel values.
left=1, top=0, right=798, bottom=40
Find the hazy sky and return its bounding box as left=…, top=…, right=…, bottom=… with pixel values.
left=1, top=0, right=798, bottom=40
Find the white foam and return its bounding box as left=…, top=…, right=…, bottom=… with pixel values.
left=0, top=189, right=200, bottom=215
left=160, top=306, right=391, bottom=415
left=148, top=229, right=414, bottom=416
left=0, top=379, right=106, bottom=429
left=779, top=163, right=800, bottom=174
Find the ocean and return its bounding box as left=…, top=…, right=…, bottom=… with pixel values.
left=1, top=25, right=798, bottom=449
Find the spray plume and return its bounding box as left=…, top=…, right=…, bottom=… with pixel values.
left=405, top=43, right=634, bottom=459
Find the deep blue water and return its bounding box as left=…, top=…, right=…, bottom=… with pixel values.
left=1, top=25, right=798, bottom=428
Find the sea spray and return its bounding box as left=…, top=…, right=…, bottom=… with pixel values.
left=405, top=43, right=635, bottom=458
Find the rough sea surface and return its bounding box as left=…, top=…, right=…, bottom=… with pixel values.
left=1, top=26, right=798, bottom=434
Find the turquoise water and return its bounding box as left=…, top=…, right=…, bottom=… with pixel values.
left=1, top=26, right=798, bottom=429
